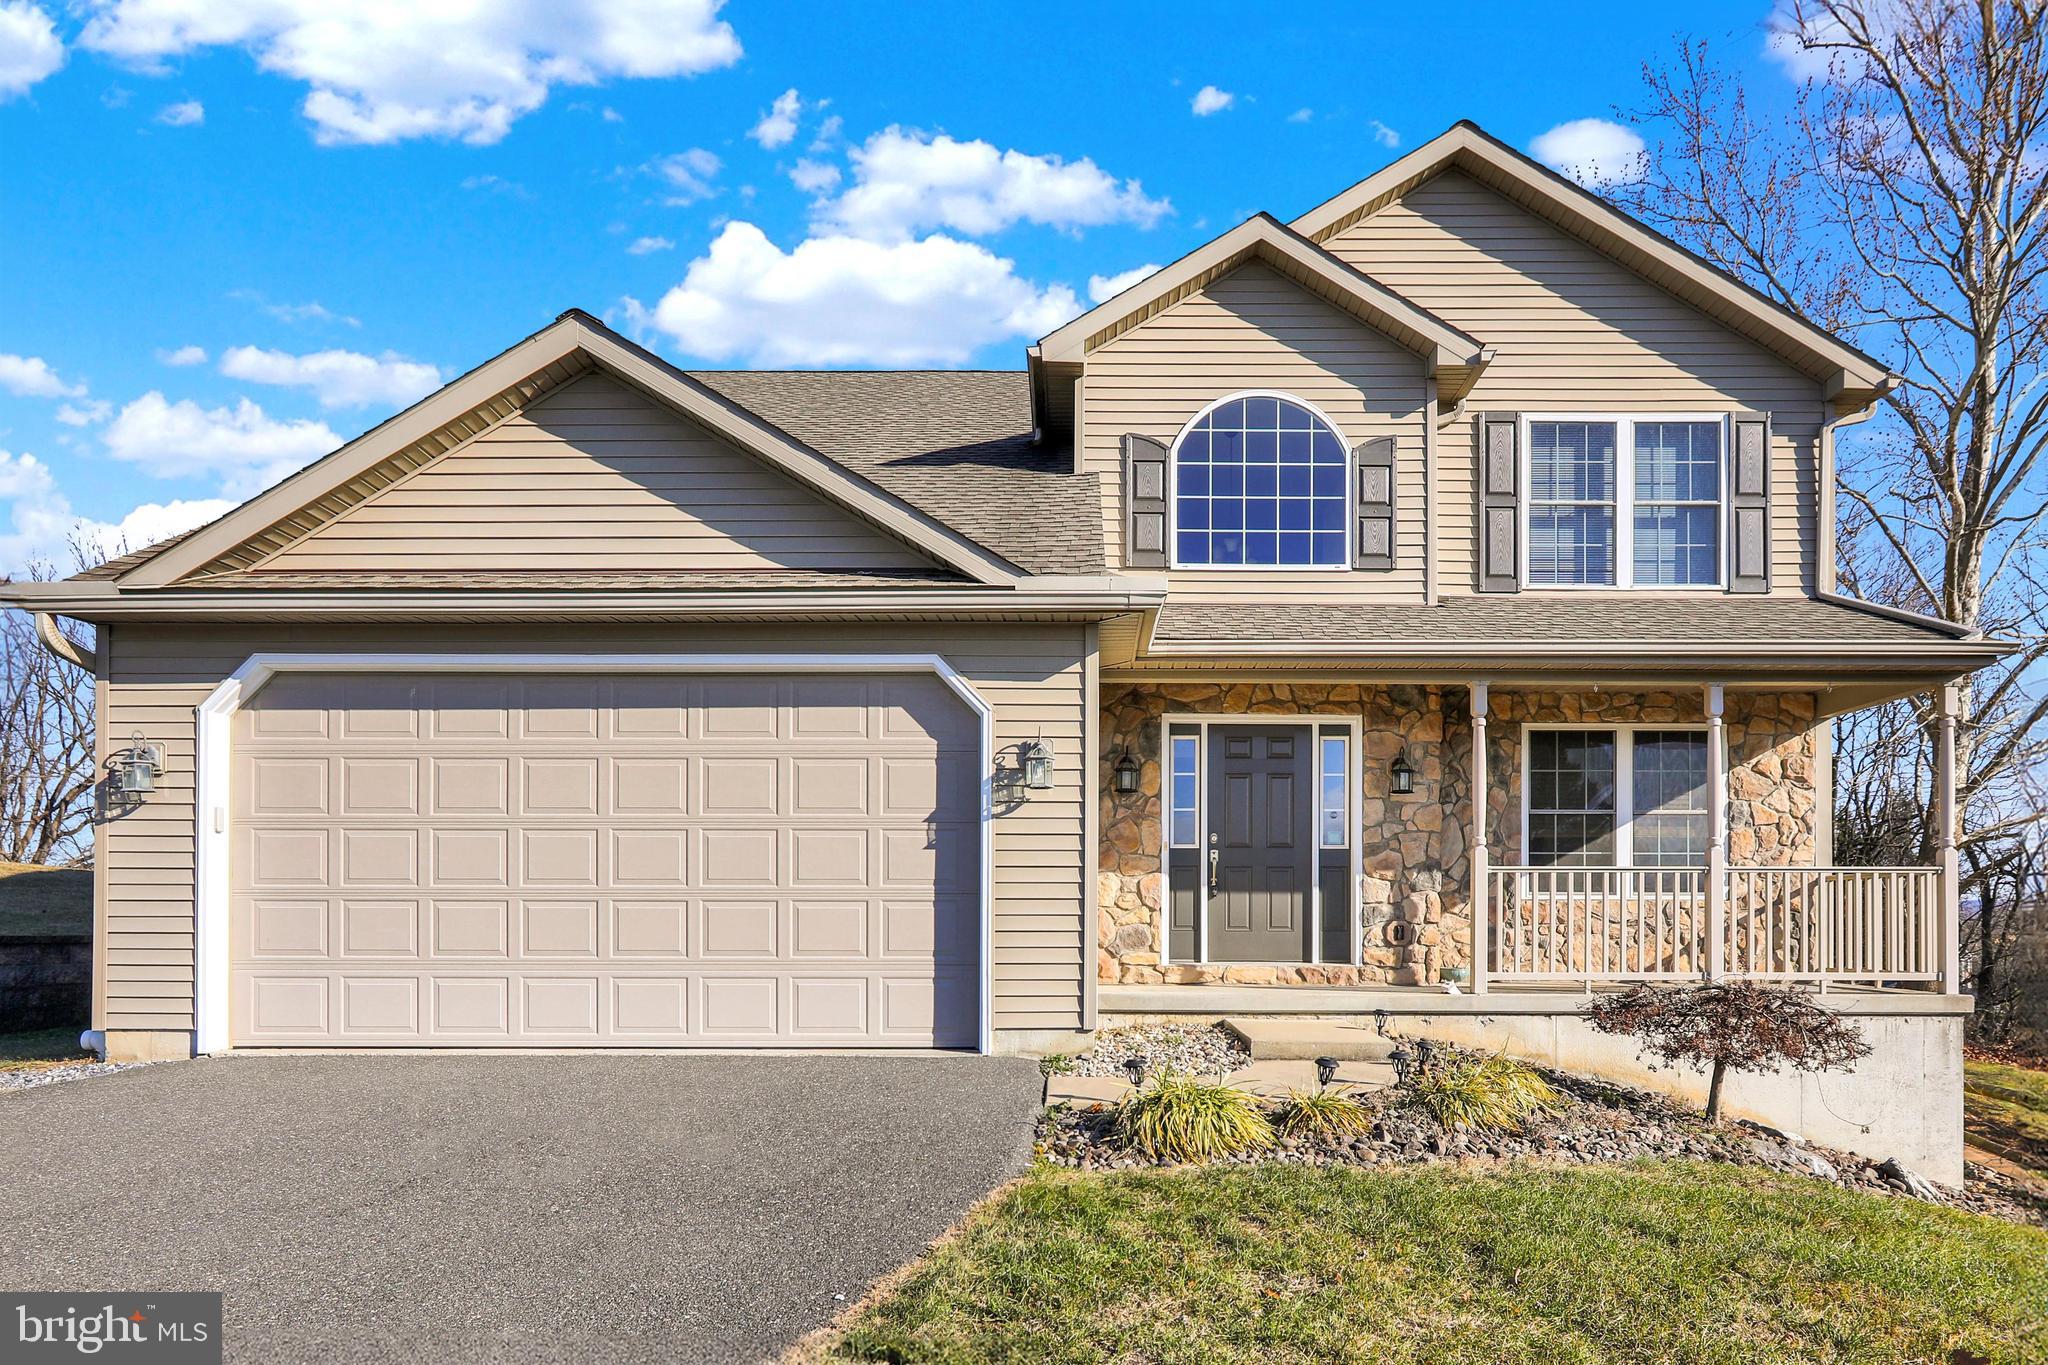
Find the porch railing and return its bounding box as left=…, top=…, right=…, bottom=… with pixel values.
left=1486, top=865, right=1943, bottom=986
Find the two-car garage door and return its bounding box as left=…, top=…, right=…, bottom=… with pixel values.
left=228, top=671, right=981, bottom=1048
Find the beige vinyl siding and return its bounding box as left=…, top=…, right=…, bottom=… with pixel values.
left=261, top=373, right=936, bottom=574
left=1083, top=261, right=1429, bottom=602
left=98, top=621, right=1089, bottom=1036
left=1321, top=171, right=1823, bottom=595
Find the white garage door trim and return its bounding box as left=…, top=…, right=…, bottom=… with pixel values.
left=194, top=653, right=995, bottom=1056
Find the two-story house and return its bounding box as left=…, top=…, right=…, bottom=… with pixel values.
left=6, top=123, right=2005, bottom=1179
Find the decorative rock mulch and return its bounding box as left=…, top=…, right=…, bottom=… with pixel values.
left=1065, top=1022, right=1249, bottom=1080
left=1038, top=1059, right=2045, bottom=1227
left=0, top=1060, right=154, bottom=1092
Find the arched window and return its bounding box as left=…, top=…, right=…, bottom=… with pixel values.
left=1173, top=393, right=1349, bottom=567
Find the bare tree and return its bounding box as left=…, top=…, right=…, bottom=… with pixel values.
left=0, top=564, right=96, bottom=867
left=1611, top=2, right=2048, bottom=1016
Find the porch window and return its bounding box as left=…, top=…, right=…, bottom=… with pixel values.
left=1172, top=393, right=1349, bottom=568
left=1526, top=417, right=1725, bottom=588
left=1525, top=727, right=1710, bottom=867
left=1167, top=732, right=1198, bottom=847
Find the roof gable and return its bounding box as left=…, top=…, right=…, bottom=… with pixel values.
left=119, top=313, right=1023, bottom=588
left=1289, top=122, right=1893, bottom=406
left=1036, top=214, right=1492, bottom=402
left=247, top=372, right=949, bottom=576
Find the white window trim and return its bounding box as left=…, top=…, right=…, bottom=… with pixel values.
left=1518, top=723, right=1722, bottom=868
left=1156, top=712, right=1363, bottom=968
left=1519, top=413, right=1731, bottom=591
left=192, top=652, right=996, bottom=1057
left=1166, top=389, right=1355, bottom=574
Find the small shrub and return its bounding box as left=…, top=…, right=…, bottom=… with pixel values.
left=1585, top=982, right=1871, bottom=1124
left=1038, top=1052, right=1078, bottom=1077
left=1275, top=1087, right=1373, bottom=1141
left=1114, top=1072, right=1275, bottom=1163
left=1410, top=1052, right=1558, bottom=1133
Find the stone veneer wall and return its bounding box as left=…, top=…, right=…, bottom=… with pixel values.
left=1099, top=684, right=1821, bottom=986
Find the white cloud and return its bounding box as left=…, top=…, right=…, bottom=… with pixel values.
left=749, top=86, right=800, bottom=148
left=648, top=147, right=721, bottom=205
left=1763, top=1, right=1870, bottom=81
left=0, top=448, right=233, bottom=575
left=0, top=352, right=85, bottom=399
left=814, top=127, right=1170, bottom=241
left=218, top=345, right=442, bottom=409
left=157, top=344, right=207, bottom=366
left=1367, top=119, right=1400, bottom=149
left=1287, top=107, right=1313, bottom=124
left=1530, top=118, right=1646, bottom=186
left=1087, top=263, right=1161, bottom=303
left=55, top=400, right=112, bottom=426
left=1191, top=85, right=1234, bottom=116
left=808, top=112, right=843, bottom=151
left=0, top=1, right=63, bottom=101
left=631, top=221, right=1081, bottom=367
left=102, top=392, right=340, bottom=497
left=460, top=172, right=528, bottom=198
left=789, top=157, right=841, bottom=194
left=78, top=0, right=743, bottom=146
left=626, top=235, right=674, bottom=256
left=230, top=290, right=361, bottom=327
left=155, top=97, right=203, bottom=125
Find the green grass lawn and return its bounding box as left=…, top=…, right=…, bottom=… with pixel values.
left=0, top=1027, right=91, bottom=1074
left=816, top=1162, right=2047, bottom=1365
left=0, top=861, right=90, bottom=938
left=1966, top=1056, right=2048, bottom=1180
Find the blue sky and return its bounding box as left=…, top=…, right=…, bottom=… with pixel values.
left=0, top=0, right=1798, bottom=573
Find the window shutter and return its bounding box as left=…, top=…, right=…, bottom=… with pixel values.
left=1729, top=414, right=1771, bottom=594
left=1477, top=413, right=1520, bottom=593
left=1352, top=437, right=1396, bottom=571
left=1121, top=433, right=1169, bottom=568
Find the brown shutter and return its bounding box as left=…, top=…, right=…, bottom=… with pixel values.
left=1353, top=437, right=1396, bottom=570
left=1121, top=433, right=1169, bottom=568
left=1477, top=413, right=1520, bottom=593
left=1729, top=414, right=1771, bottom=594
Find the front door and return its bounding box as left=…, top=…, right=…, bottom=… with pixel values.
left=1204, top=725, right=1315, bottom=962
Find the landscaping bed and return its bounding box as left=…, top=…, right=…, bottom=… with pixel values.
left=1037, top=1028, right=2044, bottom=1226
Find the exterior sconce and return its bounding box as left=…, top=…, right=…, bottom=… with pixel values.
left=119, top=731, right=164, bottom=795
left=1389, top=750, right=1415, bottom=797
left=1021, top=737, right=1055, bottom=791
left=1112, top=747, right=1141, bottom=795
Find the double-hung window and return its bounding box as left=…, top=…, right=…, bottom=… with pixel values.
left=1526, top=416, right=1726, bottom=588
left=1524, top=727, right=1711, bottom=867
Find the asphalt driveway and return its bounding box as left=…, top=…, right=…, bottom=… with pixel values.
left=0, top=1053, right=1043, bottom=1362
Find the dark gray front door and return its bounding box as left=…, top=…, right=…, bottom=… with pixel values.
left=1205, top=726, right=1314, bottom=962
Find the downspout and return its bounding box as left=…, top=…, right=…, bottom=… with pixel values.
left=1422, top=378, right=1439, bottom=605
left=34, top=612, right=94, bottom=669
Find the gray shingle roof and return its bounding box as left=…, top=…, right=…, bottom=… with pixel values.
left=180, top=569, right=971, bottom=591
left=1152, top=596, right=1972, bottom=648
left=73, top=370, right=1103, bottom=585
left=689, top=370, right=1102, bottom=576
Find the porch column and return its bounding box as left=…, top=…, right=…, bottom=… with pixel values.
left=1470, top=682, right=1489, bottom=995
left=1937, top=683, right=1961, bottom=993
left=1704, top=684, right=1727, bottom=981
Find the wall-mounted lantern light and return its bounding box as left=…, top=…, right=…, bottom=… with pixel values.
left=119, top=731, right=164, bottom=795
left=1021, top=737, right=1055, bottom=791
left=1389, top=750, right=1415, bottom=797
left=1112, top=747, right=1141, bottom=795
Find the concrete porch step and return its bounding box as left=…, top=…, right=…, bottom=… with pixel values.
left=1223, top=1016, right=1400, bottom=1062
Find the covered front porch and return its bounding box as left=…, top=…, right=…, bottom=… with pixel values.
left=1093, top=675, right=1966, bottom=997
